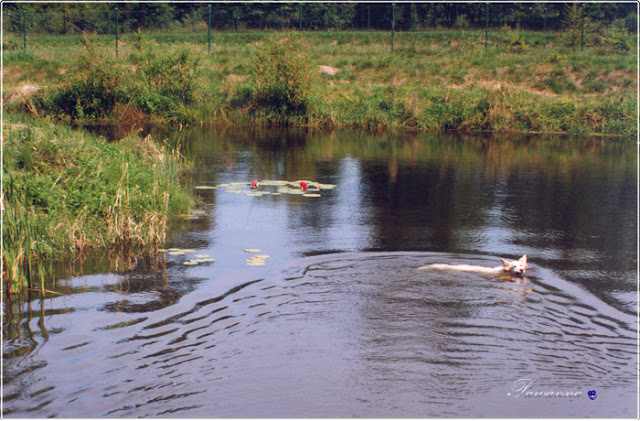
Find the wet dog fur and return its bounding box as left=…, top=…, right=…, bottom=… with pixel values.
left=417, top=255, right=528, bottom=276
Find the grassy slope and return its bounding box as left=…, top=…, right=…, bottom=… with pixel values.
left=2, top=114, right=193, bottom=290
left=3, top=29, right=637, bottom=135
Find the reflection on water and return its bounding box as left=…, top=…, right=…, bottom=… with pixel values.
left=3, top=128, right=636, bottom=417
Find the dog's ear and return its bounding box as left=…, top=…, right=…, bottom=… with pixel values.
left=519, top=255, right=527, bottom=265
left=500, top=258, right=512, bottom=269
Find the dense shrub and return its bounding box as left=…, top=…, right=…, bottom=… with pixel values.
left=45, top=41, right=125, bottom=119
left=250, top=34, right=313, bottom=117
left=602, top=25, right=632, bottom=53
left=129, top=31, right=200, bottom=111
left=33, top=33, right=201, bottom=122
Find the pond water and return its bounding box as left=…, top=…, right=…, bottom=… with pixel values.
left=3, top=128, right=637, bottom=418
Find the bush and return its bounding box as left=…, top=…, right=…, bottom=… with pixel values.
left=44, top=40, right=125, bottom=119
left=129, top=31, right=200, bottom=109
left=602, top=25, right=632, bottom=53
left=3, top=33, right=19, bottom=51
left=250, top=34, right=313, bottom=117
left=455, top=14, right=470, bottom=30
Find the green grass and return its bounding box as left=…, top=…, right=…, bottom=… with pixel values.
left=4, top=28, right=637, bottom=135
left=2, top=114, right=194, bottom=294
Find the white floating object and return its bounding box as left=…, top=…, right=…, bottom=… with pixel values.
left=244, top=249, right=262, bottom=253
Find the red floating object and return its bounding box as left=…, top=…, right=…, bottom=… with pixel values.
left=299, top=181, right=308, bottom=191
left=250, top=180, right=259, bottom=189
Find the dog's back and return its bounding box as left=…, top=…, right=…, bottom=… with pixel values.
left=417, top=255, right=527, bottom=276
left=417, top=263, right=503, bottom=275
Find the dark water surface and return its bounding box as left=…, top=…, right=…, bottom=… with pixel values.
left=3, top=129, right=637, bottom=418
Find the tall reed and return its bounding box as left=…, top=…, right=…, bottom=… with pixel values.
left=2, top=116, right=193, bottom=295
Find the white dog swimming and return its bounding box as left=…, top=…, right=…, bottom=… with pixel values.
left=417, top=255, right=528, bottom=276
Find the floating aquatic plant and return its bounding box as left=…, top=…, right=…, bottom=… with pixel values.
left=184, top=258, right=215, bottom=266
left=158, top=248, right=215, bottom=266
left=244, top=249, right=270, bottom=266
left=198, top=179, right=337, bottom=198
left=246, top=254, right=270, bottom=266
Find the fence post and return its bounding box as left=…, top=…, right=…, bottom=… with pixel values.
left=455, top=4, right=458, bottom=29
left=581, top=3, right=585, bottom=52
left=280, top=5, right=284, bottom=30
left=208, top=4, right=212, bottom=54
left=485, top=2, right=489, bottom=51
left=115, top=8, right=119, bottom=56
left=299, top=2, right=302, bottom=31
left=391, top=3, right=395, bottom=52
left=22, top=11, right=26, bottom=50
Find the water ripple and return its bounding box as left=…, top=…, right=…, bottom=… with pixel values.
left=2, top=252, right=636, bottom=418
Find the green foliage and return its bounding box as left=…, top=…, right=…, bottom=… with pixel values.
left=250, top=34, right=313, bottom=118
left=455, top=14, right=470, bottom=30
left=602, top=25, right=632, bottom=53
left=624, top=14, right=637, bottom=33
left=129, top=30, right=200, bottom=110
left=505, top=26, right=527, bottom=51
left=5, top=30, right=636, bottom=135
left=3, top=33, right=20, bottom=51
left=30, top=33, right=201, bottom=122
left=41, top=38, right=125, bottom=119
left=563, top=4, right=589, bottom=47
left=2, top=115, right=194, bottom=291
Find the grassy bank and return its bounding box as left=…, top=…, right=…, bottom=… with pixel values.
left=3, top=29, right=637, bottom=135
left=2, top=114, right=193, bottom=294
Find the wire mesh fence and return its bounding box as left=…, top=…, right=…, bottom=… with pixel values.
left=3, top=3, right=637, bottom=52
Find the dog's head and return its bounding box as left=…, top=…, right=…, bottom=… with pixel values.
left=500, top=255, right=527, bottom=275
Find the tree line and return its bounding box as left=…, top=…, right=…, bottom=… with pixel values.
left=4, top=2, right=636, bottom=33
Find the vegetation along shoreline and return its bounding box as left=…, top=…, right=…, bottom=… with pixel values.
left=2, top=19, right=636, bottom=293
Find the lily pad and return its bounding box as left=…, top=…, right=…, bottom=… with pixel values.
left=303, top=193, right=321, bottom=198
left=194, top=185, right=217, bottom=190
left=244, top=249, right=262, bottom=253
left=317, top=183, right=337, bottom=189
left=259, top=180, right=284, bottom=186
